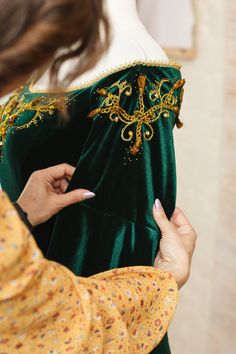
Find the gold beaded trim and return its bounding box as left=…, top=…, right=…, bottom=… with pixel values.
left=28, top=59, right=182, bottom=93
left=88, top=75, right=185, bottom=156
left=0, top=91, right=67, bottom=155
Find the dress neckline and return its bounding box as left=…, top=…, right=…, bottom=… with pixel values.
left=28, top=59, right=182, bottom=94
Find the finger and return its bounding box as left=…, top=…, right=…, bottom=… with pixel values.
left=52, top=180, right=61, bottom=188
left=54, top=187, right=63, bottom=194
left=44, top=164, right=76, bottom=180
left=56, top=189, right=96, bottom=209
left=152, top=199, right=174, bottom=235
left=179, top=230, right=197, bottom=260
left=171, top=207, right=192, bottom=229
left=53, top=177, right=71, bottom=190
left=65, top=175, right=72, bottom=182
left=172, top=208, right=197, bottom=257
left=59, top=179, right=69, bottom=193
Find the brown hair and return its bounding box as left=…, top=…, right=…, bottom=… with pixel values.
left=0, top=0, right=110, bottom=90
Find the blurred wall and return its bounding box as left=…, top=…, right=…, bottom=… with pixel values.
left=169, top=0, right=236, bottom=353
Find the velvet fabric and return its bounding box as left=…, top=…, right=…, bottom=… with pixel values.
left=0, top=63, right=183, bottom=354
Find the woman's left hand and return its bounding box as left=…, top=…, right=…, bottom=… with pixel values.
left=153, top=200, right=197, bottom=289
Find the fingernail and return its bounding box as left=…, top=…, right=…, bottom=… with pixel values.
left=83, top=192, right=96, bottom=200
left=154, top=199, right=162, bottom=210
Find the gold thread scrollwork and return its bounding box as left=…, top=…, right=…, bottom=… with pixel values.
left=88, top=75, right=185, bottom=156
left=0, top=90, right=67, bottom=157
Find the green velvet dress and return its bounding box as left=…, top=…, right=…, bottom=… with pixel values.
left=0, top=62, right=184, bottom=354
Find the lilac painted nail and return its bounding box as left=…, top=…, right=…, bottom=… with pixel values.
left=154, top=199, right=162, bottom=210
left=83, top=192, right=96, bottom=200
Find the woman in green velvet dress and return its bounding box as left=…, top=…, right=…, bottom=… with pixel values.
left=0, top=2, right=185, bottom=354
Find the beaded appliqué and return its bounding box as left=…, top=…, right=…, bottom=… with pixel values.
left=88, top=75, right=185, bottom=156
left=0, top=90, right=67, bottom=157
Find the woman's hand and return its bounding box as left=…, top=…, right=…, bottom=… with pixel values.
left=153, top=200, right=197, bottom=289
left=17, top=163, right=95, bottom=227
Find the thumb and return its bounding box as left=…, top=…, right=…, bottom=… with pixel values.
left=152, top=199, right=173, bottom=235
left=56, top=189, right=95, bottom=209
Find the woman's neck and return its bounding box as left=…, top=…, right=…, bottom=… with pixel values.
left=105, top=0, right=144, bottom=32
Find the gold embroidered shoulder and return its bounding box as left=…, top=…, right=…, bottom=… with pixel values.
left=0, top=90, right=67, bottom=156
left=88, top=74, right=185, bottom=155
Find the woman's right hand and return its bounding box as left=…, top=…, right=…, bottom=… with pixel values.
left=153, top=200, right=197, bottom=289
left=17, top=164, right=95, bottom=227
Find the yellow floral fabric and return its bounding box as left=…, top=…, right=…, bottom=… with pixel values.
left=0, top=192, right=178, bottom=353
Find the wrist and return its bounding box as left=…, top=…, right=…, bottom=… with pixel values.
left=173, top=260, right=190, bottom=289
left=154, top=257, right=190, bottom=289
left=14, top=200, right=35, bottom=230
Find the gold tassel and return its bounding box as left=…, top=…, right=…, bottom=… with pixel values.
left=138, top=75, right=146, bottom=94
left=130, top=140, right=142, bottom=156
left=97, top=88, right=108, bottom=96
left=87, top=108, right=101, bottom=118
left=175, top=117, right=184, bottom=129
left=173, top=79, right=186, bottom=90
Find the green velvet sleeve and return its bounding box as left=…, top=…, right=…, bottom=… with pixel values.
left=47, top=65, right=185, bottom=280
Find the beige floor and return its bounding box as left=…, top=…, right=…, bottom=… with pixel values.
left=169, top=0, right=236, bottom=353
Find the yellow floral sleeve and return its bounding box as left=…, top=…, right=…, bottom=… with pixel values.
left=0, top=192, right=178, bottom=353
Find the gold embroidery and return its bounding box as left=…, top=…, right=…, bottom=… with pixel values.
left=0, top=90, right=67, bottom=156
left=88, top=75, right=185, bottom=156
